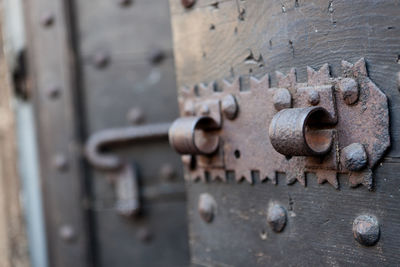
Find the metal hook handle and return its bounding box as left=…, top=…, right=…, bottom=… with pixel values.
left=85, top=122, right=171, bottom=171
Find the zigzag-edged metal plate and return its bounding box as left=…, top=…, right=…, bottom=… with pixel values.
left=177, top=58, right=389, bottom=189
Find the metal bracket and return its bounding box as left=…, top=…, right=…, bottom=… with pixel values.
left=169, top=58, right=390, bottom=189
left=84, top=123, right=171, bottom=217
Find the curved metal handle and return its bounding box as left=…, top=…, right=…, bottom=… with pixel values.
left=269, top=107, right=334, bottom=156
left=85, top=122, right=171, bottom=171
left=168, top=116, right=220, bottom=155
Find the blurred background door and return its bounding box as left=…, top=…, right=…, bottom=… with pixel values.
left=23, top=0, right=189, bottom=266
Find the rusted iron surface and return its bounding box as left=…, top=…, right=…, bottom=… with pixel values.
left=85, top=122, right=171, bottom=170
left=353, top=214, right=380, bottom=246
left=269, top=107, right=334, bottom=156
left=169, top=58, right=390, bottom=189
left=267, top=203, right=287, bottom=233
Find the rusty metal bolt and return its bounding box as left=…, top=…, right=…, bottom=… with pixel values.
left=339, top=78, right=359, bottom=105
left=181, top=0, right=196, bottom=8
left=222, top=94, right=238, bottom=120
left=117, top=0, right=132, bottom=6
left=53, top=154, right=68, bottom=171
left=137, top=227, right=153, bottom=243
left=198, top=193, right=216, bottom=223
left=307, top=89, right=320, bottom=106
left=342, top=143, right=367, bottom=171
left=273, top=88, right=291, bottom=111
left=127, top=107, right=145, bottom=125
left=41, top=13, right=54, bottom=27
left=160, top=163, right=175, bottom=181
left=199, top=104, right=210, bottom=116
left=93, top=52, right=110, bottom=69
left=353, top=214, right=380, bottom=246
left=267, top=203, right=287, bottom=233
left=149, top=49, right=165, bottom=65
left=46, top=86, right=61, bottom=99
left=59, top=225, right=76, bottom=243
left=183, top=101, right=195, bottom=116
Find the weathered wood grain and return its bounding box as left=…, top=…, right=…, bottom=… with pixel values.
left=0, top=4, right=29, bottom=266
left=74, top=0, right=189, bottom=265
left=170, top=0, right=400, bottom=265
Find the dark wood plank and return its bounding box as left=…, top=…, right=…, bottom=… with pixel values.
left=75, top=0, right=190, bottom=266
left=170, top=0, right=400, bottom=265
left=23, top=0, right=93, bottom=265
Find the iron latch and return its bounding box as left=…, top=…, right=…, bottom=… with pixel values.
left=168, top=58, right=390, bottom=189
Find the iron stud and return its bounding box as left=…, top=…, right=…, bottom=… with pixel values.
left=273, top=88, right=291, bottom=111
left=353, top=214, right=380, bottom=246
left=267, top=203, right=287, bottom=233
left=342, top=143, right=367, bottom=171
left=339, top=78, right=359, bottom=105
left=198, top=193, right=216, bottom=223
left=222, top=94, right=238, bottom=120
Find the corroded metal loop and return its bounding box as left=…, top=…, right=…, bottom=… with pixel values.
left=85, top=123, right=171, bottom=170
left=169, top=116, right=220, bottom=155
left=269, top=107, right=333, bottom=156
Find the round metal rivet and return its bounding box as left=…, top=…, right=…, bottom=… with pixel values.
left=198, top=193, right=216, bottom=223
left=160, top=163, right=175, bottom=181
left=267, top=203, right=287, bottom=233
left=93, top=52, right=110, bottom=69
left=353, top=214, right=380, bottom=246
left=181, top=0, right=196, bottom=8
left=137, top=227, right=153, bottom=243
left=41, top=13, right=54, bottom=27
left=339, top=78, right=359, bottom=105
left=307, top=89, right=320, bottom=106
left=149, top=49, right=165, bottom=65
left=59, top=225, right=76, bottom=243
left=342, top=143, right=367, bottom=171
left=199, top=104, right=210, bottom=116
left=46, top=86, right=61, bottom=99
left=117, top=0, right=132, bottom=6
left=273, top=88, right=292, bottom=111
left=127, top=107, right=145, bottom=125
left=222, top=94, right=238, bottom=120
left=53, top=154, right=68, bottom=171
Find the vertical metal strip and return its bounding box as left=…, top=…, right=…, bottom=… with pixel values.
left=23, top=0, right=92, bottom=266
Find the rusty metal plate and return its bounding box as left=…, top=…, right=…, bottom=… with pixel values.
left=171, top=58, right=389, bottom=189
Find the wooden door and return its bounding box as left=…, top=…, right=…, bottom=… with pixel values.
left=24, top=0, right=189, bottom=266
left=168, top=0, right=400, bottom=266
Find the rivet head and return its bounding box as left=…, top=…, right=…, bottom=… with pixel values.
left=53, top=154, right=68, bottom=171
left=41, top=13, right=54, bottom=27
left=353, top=214, right=380, bottom=246
left=198, top=193, right=216, bottom=223
left=342, top=143, right=367, bottom=171
left=273, top=88, right=291, bottom=111
left=159, top=163, right=175, bottom=181
left=267, top=203, right=287, bottom=233
left=339, top=78, right=359, bottom=105
left=307, top=89, right=320, bottom=106
left=222, top=94, right=238, bottom=120
left=149, top=49, right=165, bottom=65
left=59, top=225, right=76, bottom=243
left=46, top=86, right=61, bottom=99
left=137, top=227, right=153, bottom=243
left=117, top=0, right=132, bottom=6
left=199, top=104, right=210, bottom=116
left=93, top=52, right=110, bottom=69
left=181, top=0, right=196, bottom=8
left=183, top=101, right=195, bottom=116
left=127, top=107, right=145, bottom=125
